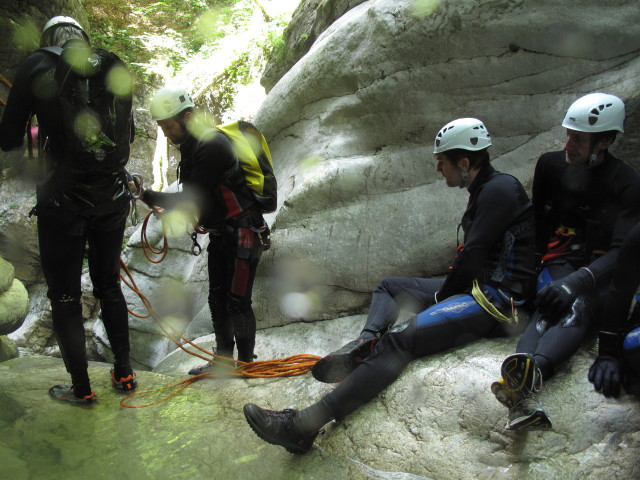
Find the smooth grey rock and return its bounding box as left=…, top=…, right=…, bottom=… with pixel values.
left=0, top=335, right=19, bottom=362
left=0, top=255, right=14, bottom=292
left=2, top=323, right=639, bottom=480
left=112, top=0, right=640, bottom=368
left=261, top=0, right=368, bottom=92
left=0, top=278, right=29, bottom=335
left=0, top=180, right=41, bottom=285
left=249, top=0, right=640, bottom=328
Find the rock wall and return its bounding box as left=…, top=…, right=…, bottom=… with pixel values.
left=249, top=0, right=640, bottom=328
left=3, top=0, right=640, bottom=373
left=102, top=0, right=640, bottom=370
left=260, top=0, right=367, bottom=92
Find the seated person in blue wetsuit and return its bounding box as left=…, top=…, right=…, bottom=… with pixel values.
left=243, top=118, right=537, bottom=454
left=588, top=220, right=640, bottom=397
left=492, top=93, right=640, bottom=430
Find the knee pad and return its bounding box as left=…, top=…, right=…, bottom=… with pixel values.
left=558, top=296, right=593, bottom=328
left=228, top=296, right=255, bottom=338
left=536, top=295, right=592, bottom=333
left=374, top=317, right=415, bottom=360
left=50, top=293, right=82, bottom=316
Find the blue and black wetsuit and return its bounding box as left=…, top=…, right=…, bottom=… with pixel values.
left=319, top=164, right=536, bottom=420
left=516, top=150, right=640, bottom=378
left=143, top=131, right=266, bottom=362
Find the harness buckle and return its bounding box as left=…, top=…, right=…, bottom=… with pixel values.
left=190, top=231, right=202, bottom=256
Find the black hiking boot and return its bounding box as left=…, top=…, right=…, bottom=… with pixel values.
left=311, top=337, right=378, bottom=383
left=243, top=404, right=319, bottom=454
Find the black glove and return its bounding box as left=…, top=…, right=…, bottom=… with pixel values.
left=536, top=267, right=595, bottom=320
left=139, top=188, right=154, bottom=208
left=588, top=330, right=626, bottom=398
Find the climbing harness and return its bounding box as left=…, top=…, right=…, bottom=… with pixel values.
left=119, top=211, right=319, bottom=408
left=541, top=225, right=578, bottom=264
left=471, top=279, right=521, bottom=325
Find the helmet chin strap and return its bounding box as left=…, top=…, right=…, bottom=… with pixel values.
left=588, top=152, right=598, bottom=166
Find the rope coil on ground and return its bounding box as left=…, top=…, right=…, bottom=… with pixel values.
left=119, top=211, right=321, bottom=407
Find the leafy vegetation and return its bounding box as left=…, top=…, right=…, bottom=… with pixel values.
left=83, top=0, right=294, bottom=117
left=85, top=0, right=244, bottom=78
left=84, top=0, right=284, bottom=82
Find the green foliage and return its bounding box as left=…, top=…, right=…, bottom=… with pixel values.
left=258, top=16, right=290, bottom=63
left=83, top=0, right=293, bottom=117
left=84, top=0, right=239, bottom=79
left=215, top=51, right=254, bottom=112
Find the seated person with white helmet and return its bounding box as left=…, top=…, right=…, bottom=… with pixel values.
left=243, top=117, right=537, bottom=454
left=491, top=93, right=640, bottom=430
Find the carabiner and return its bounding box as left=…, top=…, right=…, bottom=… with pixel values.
left=190, top=231, right=202, bottom=256
left=131, top=173, right=144, bottom=200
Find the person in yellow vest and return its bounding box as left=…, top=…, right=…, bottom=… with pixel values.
left=142, top=87, right=268, bottom=367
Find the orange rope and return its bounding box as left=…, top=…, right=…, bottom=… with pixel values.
left=140, top=211, right=169, bottom=263
left=0, top=73, right=12, bottom=107
left=118, top=213, right=321, bottom=408
left=0, top=73, right=12, bottom=87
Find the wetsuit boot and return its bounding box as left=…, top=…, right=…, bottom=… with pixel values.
left=492, top=353, right=551, bottom=430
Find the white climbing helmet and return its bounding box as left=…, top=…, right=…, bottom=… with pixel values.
left=43, top=16, right=85, bottom=35
left=433, top=118, right=492, bottom=153
left=150, top=87, right=196, bottom=121
left=562, top=93, right=625, bottom=133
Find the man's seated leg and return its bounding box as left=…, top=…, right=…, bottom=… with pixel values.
left=312, top=277, right=442, bottom=383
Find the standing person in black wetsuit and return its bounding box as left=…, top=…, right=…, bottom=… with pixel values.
left=142, top=87, right=267, bottom=368
left=0, top=16, right=137, bottom=404
left=492, top=93, right=640, bottom=430
left=588, top=220, right=640, bottom=397
left=243, top=118, right=537, bottom=454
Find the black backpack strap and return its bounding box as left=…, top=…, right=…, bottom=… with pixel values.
left=38, top=46, right=63, bottom=57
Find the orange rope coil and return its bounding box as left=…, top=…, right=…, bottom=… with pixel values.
left=119, top=212, right=321, bottom=407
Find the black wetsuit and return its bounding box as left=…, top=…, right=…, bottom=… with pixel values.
left=595, top=221, right=640, bottom=374
left=516, top=150, right=640, bottom=378
left=143, top=130, right=266, bottom=361
left=319, top=164, right=536, bottom=420
left=0, top=48, right=134, bottom=392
